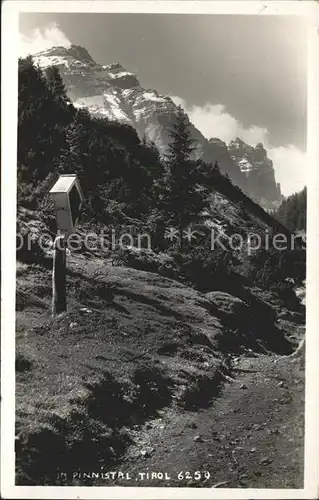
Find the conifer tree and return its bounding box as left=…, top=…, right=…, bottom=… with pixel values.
left=160, top=105, right=208, bottom=248
left=44, top=66, right=70, bottom=104
left=18, top=58, right=73, bottom=185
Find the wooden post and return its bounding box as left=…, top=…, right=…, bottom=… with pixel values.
left=52, top=235, right=67, bottom=315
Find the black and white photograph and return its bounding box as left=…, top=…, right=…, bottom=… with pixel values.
left=1, top=1, right=319, bottom=498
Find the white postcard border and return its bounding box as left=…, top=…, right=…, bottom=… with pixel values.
left=1, top=2, right=319, bottom=499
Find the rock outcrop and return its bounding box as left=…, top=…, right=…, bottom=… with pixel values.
left=203, top=138, right=245, bottom=190
left=229, top=138, right=282, bottom=207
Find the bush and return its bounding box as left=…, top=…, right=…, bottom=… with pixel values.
left=269, top=281, right=302, bottom=310
left=170, top=246, right=233, bottom=291
left=16, top=352, right=33, bottom=372
left=112, top=247, right=178, bottom=278
left=247, top=247, right=306, bottom=289
left=112, top=244, right=234, bottom=291
left=16, top=208, right=53, bottom=264
left=132, top=364, right=173, bottom=417
left=179, top=371, right=223, bottom=410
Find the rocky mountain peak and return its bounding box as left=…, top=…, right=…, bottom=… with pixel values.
left=66, top=44, right=96, bottom=64
left=102, top=62, right=140, bottom=89
left=34, top=44, right=96, bottom=66
left=208, top=137, right=228, bottom=149
left=103, top=62, right=126, bottom=71
left=30, top=43, right=282, bottom=209
left=229, top=138, right=281, bottom=204
left=229, top=137, right=247, bottom=149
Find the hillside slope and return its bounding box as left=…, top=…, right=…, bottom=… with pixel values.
left=16, top=253, right=228, bottom=485
left=16, top=213, right=305, bottom=485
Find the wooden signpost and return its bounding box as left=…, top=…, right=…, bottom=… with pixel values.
left=52, top=235, right=67, bottom=315
left=50, top=174, right=84, bottom=316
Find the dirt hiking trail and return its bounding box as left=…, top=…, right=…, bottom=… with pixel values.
left=119, top=352, right=304, bottom=488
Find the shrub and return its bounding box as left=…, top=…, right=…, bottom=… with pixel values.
left=132, top=364, right=173, bottom=417
left=16, top=352, right=33, bottom=372
left=112, top=247, right=178, bottom=278
left=170, top=246, right=233, bottom=291
left=269, top=281, right=302, bottom=310
left=179, top=371, right=222, bottom=410
left=16, top=207, right=54, bottom=264
left=247, top=247, right=306, bottom=289
left=112, top=244, right=234, bottom=291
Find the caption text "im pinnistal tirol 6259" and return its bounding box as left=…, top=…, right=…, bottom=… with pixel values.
left=57, top=469, right=212, bottom=482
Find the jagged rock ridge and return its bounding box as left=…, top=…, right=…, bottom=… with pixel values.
left=229, top=138, right=282, bottom=207
left=32, top=45, right=282, bottom=208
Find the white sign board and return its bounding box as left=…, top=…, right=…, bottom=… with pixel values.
left=50, top=174, right=84, bottom=236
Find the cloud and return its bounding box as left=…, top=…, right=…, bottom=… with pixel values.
left=268, top=145, right=307, bottom=196
left=171, top=96, right=306, bottom=196
left=19, top=23, right=71, bottom=57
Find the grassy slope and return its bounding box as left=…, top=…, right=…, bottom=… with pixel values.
left=15, top=198, right=304, bottom=486
left=211, top=183, right=291, bottom=237
left=16, top=253, right=231, bottom=485
left=16, top=253, right=305, bottom=486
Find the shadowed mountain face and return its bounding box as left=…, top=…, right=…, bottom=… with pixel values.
left=229, top=138, right=282, bottom=208
left=32, top=45, right=282, bottom=209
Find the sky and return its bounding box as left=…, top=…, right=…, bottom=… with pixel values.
left=19, top=13, right=308, bottom=196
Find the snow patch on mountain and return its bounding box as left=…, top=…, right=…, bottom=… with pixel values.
left=33, top=55, right=71, bottom=69
left=141, top=91, right=167, bottom=103
left=108, top=71, right=135, bottom=80
left=237, top=158, right=254, bottom=174
left=74, top=92, right=132, bottom=123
